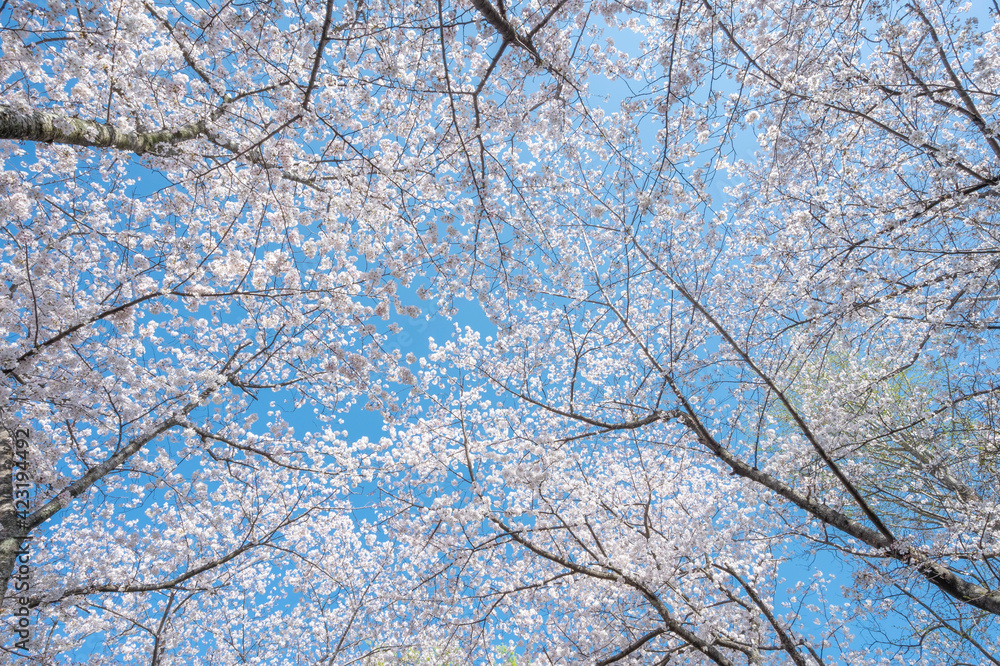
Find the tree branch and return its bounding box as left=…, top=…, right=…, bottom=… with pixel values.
left=596, top=628, right=665, bottom=666
left=468, top=0, right=542, bottom=64
left=0, top=104, right=207, bottom=155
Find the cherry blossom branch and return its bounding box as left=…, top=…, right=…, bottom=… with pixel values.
left=479, top=366, right=670, bottom=431
left=594, top=628, right=665, bottom=666
left=701, top=0, right=998, bottom=185
left=0, top=383, right=220, bottom=598
left=491, top=517, right=738, bottom=665
left=149, top=590, right=175, bottom=666
left=27, top=539, right=260, bottom=608
left=489, top=295, right=1000, bottom=616
left=906, top=2, right=1000, bottom=161
left=890, top=582, right=1000, bottom=666
left=622, top=232, right=896, bottom=543
left=669, top=408, right=1000, bottom=616
left=712, top=564, right=809, bottom=666
left=2, top=291, right=163, bottom=379
left=142, top=1, right=215, bottom=90
left=0, top=104, right=207, bottom=155
left=468, top=0, right=542, bottom=65
left=0, top=100, right=318, bottom=191
left=437, top=0, right=488, bottom=195
left=302, top=0, right=338, bottom=110
left=188, top=424, right=340, bottom=476
left=202, top=125, right=324, bottom=190
left=527, top=0, right=570, bottom=39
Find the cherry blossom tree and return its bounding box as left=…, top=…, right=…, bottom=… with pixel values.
left=0, top=0, right=450, bottom=660
left=2, top=0, right=999, bottom=663
left=369, top=0, right=1000, bottom=663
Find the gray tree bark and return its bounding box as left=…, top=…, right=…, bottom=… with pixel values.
left=0, top=104, right=206, bottom=154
